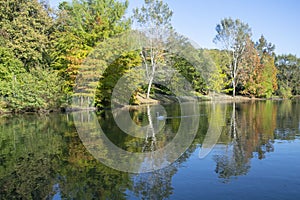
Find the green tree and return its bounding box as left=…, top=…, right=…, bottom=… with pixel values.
left=0, top=45, right=24, bottom=112
left=255, top=35, right=275, bottom=57
left=0, top=0, right=53, bottom=70
left=276, top=54, right=300, bottom=97
left=255, top=35, right=277, bottom=97
left=206, top=49, right=232, bottom=93
left=213, top=18, right=252, bottom=97
left=51, top=0, right=130, bottom=104
left=95, top=51, right=142, bottom=108
left=0, top=46, right=24, bottom=81
left=260, top=54, right=278, bottom=98
left=169, top=49, right=217, bottom=95
left=0, top=1, right=64, bottom=112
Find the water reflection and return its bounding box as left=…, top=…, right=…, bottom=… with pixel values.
left=0, top=100, right=300, bottom=199
left=0, top=114, right=131, bottom=199
left=213, top=101, right=278, bottom=181
left=73, top=102, right=200, bottom=173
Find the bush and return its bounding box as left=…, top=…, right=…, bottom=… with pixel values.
left=278, top=85, right=292, bottom=99
left=0, top=68, right=64, bottom=112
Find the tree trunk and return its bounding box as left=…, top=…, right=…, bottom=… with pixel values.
left=232, top=79, right=236, bottom=97
left=232, top=56, right=238, bottom=98
left=146, top=76, right=154, bottom=99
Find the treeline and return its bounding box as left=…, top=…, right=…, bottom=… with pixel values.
left=0, top=0, right=299, bottom=113
left=207, top=18, right=300, bottom=98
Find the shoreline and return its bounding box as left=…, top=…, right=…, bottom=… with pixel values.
left=0, top=94, right=298, bottom=116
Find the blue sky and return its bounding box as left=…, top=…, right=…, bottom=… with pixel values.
left=49, top=0, right=300, bottom=56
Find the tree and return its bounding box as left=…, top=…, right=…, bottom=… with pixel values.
left=0, top=45, right=24, bottom=112
left=171, top=51, right=209, bottom=95
left=213, top=18, right=252, bottom=97
left=239, top=37, right=277, bottom=98
left=0, top=0, right=53, bottom=70
left=239, top=38, right=262, bottom=97
left=255, top=35, right=275, bottom=57
left=255, top=35, right=277, bottom=97
left=0, top=45, right=24, bottom=81
left=133, top=0, right=173, bottom=99
left=206, top=49, right=232, bottom=93
left=95, top=51, right=142, bottom=108
left=0, top=0, right=64, bottom=112
left=259, top=54, right=278, bottom=98
left=276, top=54, right=300, bottom=97
left=51, top=0, right=130, bottom=105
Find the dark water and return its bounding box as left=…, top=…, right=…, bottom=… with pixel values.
left=1, top=100, right=300, bottom=199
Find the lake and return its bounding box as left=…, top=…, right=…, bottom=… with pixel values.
left=1, top=100, right=300, bottom=199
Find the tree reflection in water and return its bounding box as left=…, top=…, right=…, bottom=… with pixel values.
left=213, top=101, right=280, bottom=181
left=1, top=100, right=300, bottom=199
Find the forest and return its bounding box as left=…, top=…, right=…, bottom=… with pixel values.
left=0, top=0, right=300, bottom=113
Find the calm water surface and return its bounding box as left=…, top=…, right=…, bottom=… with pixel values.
left=1, top=100, right=300, bottom=199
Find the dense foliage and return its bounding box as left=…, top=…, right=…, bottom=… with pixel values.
left=0, top=0, right=62, bottom=112
left=0, top=0, right=299, bottom=113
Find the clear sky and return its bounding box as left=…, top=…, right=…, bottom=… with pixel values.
left=49, top=0, right=300, bottom=56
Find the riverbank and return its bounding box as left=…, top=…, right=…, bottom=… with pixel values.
left=136, top=92, right=259, bottom=105
left=0, top=93, right=298, bottom=116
